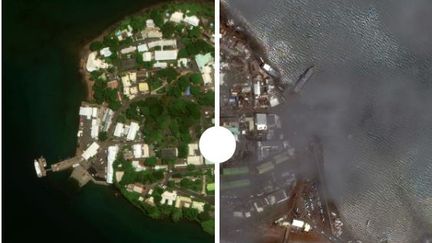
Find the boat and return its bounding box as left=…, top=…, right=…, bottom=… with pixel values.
left=293, top=66, right=314, bottom=93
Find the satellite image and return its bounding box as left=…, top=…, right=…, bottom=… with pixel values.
left=220, top=0, right=432, bottom=242
left=3, top=0, right=432, bottom=243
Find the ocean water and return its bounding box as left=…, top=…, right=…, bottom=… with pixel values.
left=224, top=0, right=432, bottom=242
left=3, top=0, right=212, bottom=242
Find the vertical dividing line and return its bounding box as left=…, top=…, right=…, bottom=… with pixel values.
left=214, top=0, right=221, bottom=243
left=214, top=158, right=220, bottom=243
left=214, top=0, right=221, bottom=128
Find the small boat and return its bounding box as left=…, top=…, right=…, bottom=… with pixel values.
left=293, top=66, right=314, bottom=93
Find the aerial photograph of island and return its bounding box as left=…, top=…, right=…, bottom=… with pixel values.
left=220, top=0, right=432, bottom=243
left=4, top=0, right=215, bottom=242
left=4, top=0, right=432, bottom=242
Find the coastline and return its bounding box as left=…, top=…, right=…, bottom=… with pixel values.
left=73, top=1, right=216, bottom=236
left=78, top=0, right=212, bottom=101
left=78, top=2, right=167, bottom=101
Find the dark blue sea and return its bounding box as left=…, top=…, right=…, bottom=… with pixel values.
left=3, top=0, right=212, bottom=242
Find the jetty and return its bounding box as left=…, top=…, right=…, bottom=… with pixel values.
left=34, top=157, right=48, bottom=178
left=33, top=156, right=83, bottom=176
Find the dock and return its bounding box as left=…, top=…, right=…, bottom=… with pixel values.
left=34, top=156, right=84, bottom=177
left=70, top=165, right=92, bottom=187
left=51, top=156, right=83, bottom=172
left=34, top=157, right=48, bottom=178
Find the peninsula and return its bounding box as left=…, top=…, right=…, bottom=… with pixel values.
left=34, top=2, right=215, bottom=235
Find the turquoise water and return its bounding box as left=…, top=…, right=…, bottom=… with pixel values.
left=3, top=0, right=212, bottom=242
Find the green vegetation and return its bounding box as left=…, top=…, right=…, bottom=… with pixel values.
left=171, top=208, right=183, bottom=222
left=179, top=178, right=202, bottom=192
left=196, top=90, right=214, bottom=106
left=206, top=183, right=215, bottom=192
left=98, top=131, right=108, bottom=141
left=102, top=35, right=120, bottom=53
left=150, top=10, right=164, bottom=27
left=180, top=38, right=214, bottom=57
left=144, top=156, right=157, bottom=166
left=147, top=74, right=163, bottom=91
left=155, top=67, right=178, bottom=83
left=161, top=22, right=176, bottom=38
left=165, top=2, right=214, bottom=18
left=87, top=2, right=215, bottom=234
left=113, top=156, right=164, bottom=186
left=125, top=96, right=201, bottom=148
left=182, top=207, right=199, bottom=221
left=200, top=219, right=215, bottom=235
left=91, top=71, right=121, bottom=110
left=89, top=41, right=103, bottom=51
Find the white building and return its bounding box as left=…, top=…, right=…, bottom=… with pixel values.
left=147, top=39, right=177, bottom=49
left=129, top=72, right=137, bottom=82
left=79, top=106, right=92, bottom=120
left=133, top=144, right=150, bottom=158
left=115, top=25, right=133, bottom=41
left=155, top=50, right=178, bottom=61
left=92, top=107, right=98, bottom=118
left=291, top=219, right=312, bottom=232
left=132, top=161, right=146, bottom=172
left=155, top=165, right=168, bottom=170
left=256, top=113, right=268, bottom=131
left=106, top=145, right=119, bottom=184
left=146, top=30, right=163, bottom=39
left=121, top=74, right=131, bottom=88
left=146, top=19, right=155, bottom=28
left=269, top=96, right=281, bottom=107
left=120, top=46, right=137, bottom=54
left=82, top=142, right=99, bottom=160
left=126, top=122, right=139, bottom=141
left=170, top=11, right=184, bottom=23
left=153, top=61, right=168, bottom=68
left=90, top=119, right=99, bottom=139
left=183, top=16, right=200, bottom=26
left=191, top=201, right=205, bottom=213
left=141, top=28, right=163, bottom=39
left=99, top=47, right=112, bottom=57
left=161, top=190, right=177, bottom=206
left=86, top=52, right=110, bottom=72
left=195, top=53, right=214, bottom=85
left=254, top=83, right=261, bottom=96
left=187, top=156, right=203, bottom=165
left=137, top=44, right=149, bottom=52
left=169, top=11, right=200, bottom=27
left=177, top=58, right=189, bottom=67
left=187, top=143, right=203, bottom=165
left=113, top=123, right=124, bottom=137
left=142, top=52, right=153, bottom=62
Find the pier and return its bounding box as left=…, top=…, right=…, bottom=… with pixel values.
left=34, top=157, right=48, bottom=178
left=34, top=156, right=84, bottom=177
left=51, top=156, right=83, bottom=172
